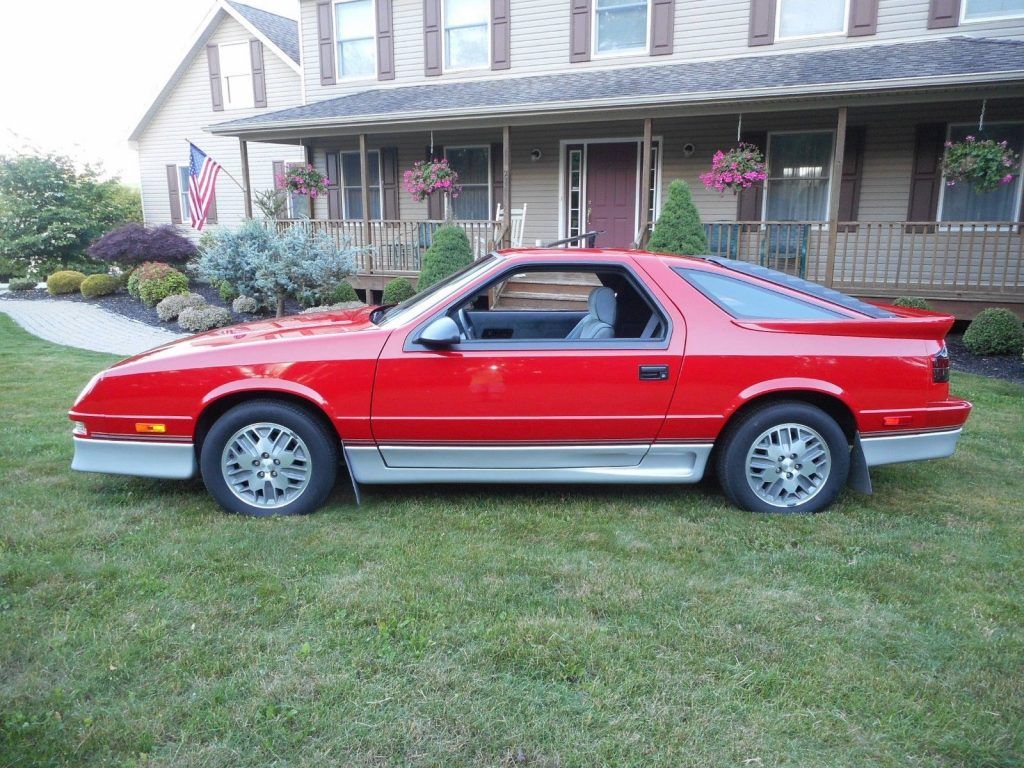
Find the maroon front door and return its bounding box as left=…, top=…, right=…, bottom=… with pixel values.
left=586, top=143, right=638, bottom=248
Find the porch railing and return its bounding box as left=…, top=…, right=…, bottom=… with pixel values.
left=704, top=221, right=1024, bottom=299
left=274, top=218, right=501, bottom=273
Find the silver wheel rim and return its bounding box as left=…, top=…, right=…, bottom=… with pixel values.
left=221, top=422, right=312, bottom=509
left=744, top=422, right=831, bottom=509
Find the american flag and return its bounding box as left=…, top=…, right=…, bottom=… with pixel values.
left=188, top=142, right=221, bottom=231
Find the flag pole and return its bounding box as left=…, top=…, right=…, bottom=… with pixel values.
left=185, top=138, right=248, bottom=194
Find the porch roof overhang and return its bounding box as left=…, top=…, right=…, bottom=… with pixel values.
left=207, top=36, right=1024, bottom=142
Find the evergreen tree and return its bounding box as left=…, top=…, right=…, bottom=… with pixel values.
left=418, top=226, right=473, bottom=290
left=648, top=179, right=708, bottom=255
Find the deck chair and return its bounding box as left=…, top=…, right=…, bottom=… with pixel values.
left=495, top=203, right=528, bottom=248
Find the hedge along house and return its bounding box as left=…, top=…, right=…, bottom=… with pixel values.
left=205, top=0, right=1024, bottom=315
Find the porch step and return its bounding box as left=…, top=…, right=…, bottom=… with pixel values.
left=492, top=271, right=599, bottom=310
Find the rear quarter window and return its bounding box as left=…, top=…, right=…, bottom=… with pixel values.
left=676, top=269, right=845, bottom=320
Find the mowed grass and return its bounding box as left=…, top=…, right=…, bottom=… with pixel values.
left=0, top=314, right=1022, bottom=768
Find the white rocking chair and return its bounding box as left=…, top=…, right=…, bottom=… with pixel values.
left=495, top=203, right=528, bottom=248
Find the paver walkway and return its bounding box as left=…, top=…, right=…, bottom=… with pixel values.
left=0, top=298, right=186, bottom=356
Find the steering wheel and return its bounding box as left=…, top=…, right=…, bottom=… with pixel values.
left=457, top=307, right=475, bottom=340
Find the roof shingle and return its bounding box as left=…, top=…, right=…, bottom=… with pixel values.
left=227, top=1, right=300, bottom=64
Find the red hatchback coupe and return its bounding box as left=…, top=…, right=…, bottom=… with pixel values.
left=69, top=249, right=971, bottom=516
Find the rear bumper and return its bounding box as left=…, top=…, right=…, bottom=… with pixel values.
left=71, top=437, right=198, bottom=480
left=860, top=428, right=963, bottom=467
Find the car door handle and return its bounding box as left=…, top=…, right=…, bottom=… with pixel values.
left=639, top=365, right=669, bottom=381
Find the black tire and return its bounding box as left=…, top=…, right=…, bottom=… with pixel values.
left=715, top=401, right=849, bottom=514
left=200, top=399, right=339, bottom=517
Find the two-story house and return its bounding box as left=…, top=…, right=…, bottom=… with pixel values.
left=140, top=0, right=1024, bottom=314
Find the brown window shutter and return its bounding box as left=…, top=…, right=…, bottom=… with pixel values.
left=491, top=0, right=511, bottom=70
left=570, top=0, right=591, bottom=62
left=736, top=131, right=767, bottom=221
left=376, top=0, right=396, bottom=80
left=907, top=123, right=946, bottom=227
left=848, top=0, right=878, bottom=36
left=317, top=0, right=337, bottom=85
left=250, top=40, right=267, bottom=108
left=381, top=147, right=400, bottom=219
left=748, top=0, right=775, bottom=46
left=650, top=0, right=675, bottom=55
left=206, top=45, right=224, bottom=111
left=324, top=153, right=342, bottom=219
left=166, top=165, right=183, bottom=224
left=424, top=0, right=442, bottom=76
left=426, top=145, right=445, bottom=218
left=837, top=126, right=866, bottom=229
left=490, top=143, right=503, bottom=219
left=928, top=0, right=961, bottom=28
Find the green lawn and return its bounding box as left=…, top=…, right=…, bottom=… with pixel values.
left=1, top=313, right=1022, bottom=768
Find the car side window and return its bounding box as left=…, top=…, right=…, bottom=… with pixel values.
left=676, top=269, right=845, bottom=320
left=451, top=267, right=666, bottom=342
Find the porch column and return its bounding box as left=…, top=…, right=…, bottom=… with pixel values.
left=304, top=143, right=316, bottom=220
left=502, top=126, right=511, bottom=247
left=637, top=118, right=654, bottom=249
left=239, top=138, right=253, bottom=219
left=824, top=106, right=848, bottom=287
left=359, top=133, right=373, bottom=272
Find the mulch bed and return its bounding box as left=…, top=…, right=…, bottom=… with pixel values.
left=946, top=334, right=1024, bottom=386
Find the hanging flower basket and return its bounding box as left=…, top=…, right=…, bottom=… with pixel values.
left=942, top=136, right=1021, bottom=193
left=403, top=158, right=462, bottom=204
left=276, top=165, right=329, bottom=198
left=699, top=143, right=767, bottom=194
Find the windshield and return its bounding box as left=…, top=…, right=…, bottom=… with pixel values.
left=375, top=255, right=500, bottom=326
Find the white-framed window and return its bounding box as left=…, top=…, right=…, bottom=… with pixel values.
left=443, top=0, right=489, bottom=71
left=939, top=123, right=1024, bottom=223
left=594, top=0, right=650, bottom=55
left=219, top=42, right=254, bottom=110
left=961, top=0, right=1024, bottom=22
left=177, top=165, right=192, bottom=220
left=341, top=150, right=383, bottom=219
left=335, top=0, right=377, bottom=79
left=764, top=131, right=835, bottom=221
left=445, top=146, right=491, bottom=220
left=776, top=0, right=849, bottom=39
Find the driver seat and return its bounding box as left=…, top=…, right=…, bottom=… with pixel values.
left=566, top=287, right=616, bottom=340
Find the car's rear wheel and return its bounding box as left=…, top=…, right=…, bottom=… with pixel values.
left=200, top=400, right=338, bottom=517
left=716, top=402, right=849, bottom=514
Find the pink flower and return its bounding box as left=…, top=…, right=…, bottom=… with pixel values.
left=1000, top=174, right=1014, bottom=185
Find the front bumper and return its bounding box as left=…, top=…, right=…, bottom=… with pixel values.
left=860, top=428, right=963, bottom=467
left=71, top=437, right=198, bottom=480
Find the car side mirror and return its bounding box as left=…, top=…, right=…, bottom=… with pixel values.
left=417, top=316, right=461, bottom=347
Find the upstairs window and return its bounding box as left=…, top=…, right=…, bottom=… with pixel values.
left=445, top=146, right=490, bottom=220
left=444, top=0, right=489, bottom=70
left=777, top=0, right=848, bottom=39
left=962, top=0, right=1024, bottom=21
left=939, top=123, right=1024, bottom=222
left=765, top=131, right=834, bottom=221
left=335, top=0, right=376, bottom=79
left=594, top=0, right=649, bottom=54
left=219, top=42, right=254, bottom=110
left=341, top=150, right=383, bottom=219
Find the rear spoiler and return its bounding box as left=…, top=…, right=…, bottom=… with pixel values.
left=732, top=314, right=954, bottom=340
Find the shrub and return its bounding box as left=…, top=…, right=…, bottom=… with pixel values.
left=127, top=261, right=179, bottom=299
left=138, top=266, right=189, bottom=307
left=46, top=270, right=87, bottom=295
left=0, top=256, right=24, bottom=281
left=649, top=180, right=708, bottom=255
left=418, top=226, right=473, bottom=291
left=219, top=280, right=237, bottom=303
left=328, top=281, right=358, bottom=303
left=232, top=295, right=259, bottom=314
left=383, top=277, right=416, bottom=304
left=156, top=292, right=207, bottom=322
left=962, top=308, right=1024, bottom=356
left=8, top=277, right=37, bottom=291
left=88, top=223, right=197, bottom=266
left=80, top=273, right=120, bottom=299
left=178, top=305, right=233, bottom=333
left=894, top=297, right=930, bottom=310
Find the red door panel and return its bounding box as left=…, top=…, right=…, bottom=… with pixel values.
left=587, top=143, right=638, bottom=249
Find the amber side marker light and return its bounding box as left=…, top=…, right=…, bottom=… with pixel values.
left=883, top=416, right=912, bottom=427
left=135, top=423, right=167, bottom=434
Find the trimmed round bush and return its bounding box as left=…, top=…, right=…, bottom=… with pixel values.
left=127, top=262, right=178, bottom=299
left=232, top=295, right=259, bottom=314
left=328, top=281, right=359, bottom=303
left=893, top=296, right=930, bottom=310
left=219, top=280, right=237, bottom=303
left=418, top=226, right=474, bottom=291
left=156, top=292, right=207, bottom=322
left=46, top=270, right=87, bottom=295
left=80, top=273, right=120, bottom=299
left=382, top=277, right=416, bottom=304
left=137, top=266, right=189, bottom=307
left=962, top=308, right=1024, bottom=356
left=649, top=179, right=708, bottom=255
left=8, top=277, right=38, bottom=291
left=178, top=305, right=233, bottom=333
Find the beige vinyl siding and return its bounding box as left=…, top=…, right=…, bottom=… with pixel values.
left=136, top=15, right=305, bottom=236
left=300, top=0, right=1024, bottom=101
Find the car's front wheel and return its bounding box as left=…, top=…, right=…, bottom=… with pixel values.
left=716, top=401, right=849, bottom=514
left=199, top=400, right=338, bottom=517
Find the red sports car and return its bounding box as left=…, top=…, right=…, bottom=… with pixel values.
left=69, top=249, right=971, bottom=516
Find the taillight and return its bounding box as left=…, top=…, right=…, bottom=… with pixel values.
left=933, top=344, right=950, bottom=383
